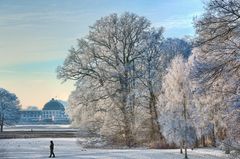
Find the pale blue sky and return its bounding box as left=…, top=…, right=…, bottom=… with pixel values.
left=0, top=0, right=204, bottom=108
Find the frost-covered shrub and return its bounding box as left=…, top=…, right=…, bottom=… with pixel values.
left=77, top=137, right=107, bottom=148
left=149, top=141, right=176, bottom=149
left=229, top=150, right=240, bottom=159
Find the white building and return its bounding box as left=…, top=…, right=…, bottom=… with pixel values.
left=42, top=98, right=69, bottom=122
left=20, top=98, right=69, bottom=124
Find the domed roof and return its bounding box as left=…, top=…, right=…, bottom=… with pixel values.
left=43, top=98, right=65, bottom=111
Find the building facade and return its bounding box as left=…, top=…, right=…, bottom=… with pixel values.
left=20, top=98, right=69, bottom=124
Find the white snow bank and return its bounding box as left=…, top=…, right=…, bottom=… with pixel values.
left=3, top=124, right=77, bottom=131
left=0, top=138, right=228, bottom=159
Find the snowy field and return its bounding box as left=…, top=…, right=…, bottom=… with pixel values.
left=3, top=124, right=77, bottom=131
left=0, top=138, right=228, bottom=159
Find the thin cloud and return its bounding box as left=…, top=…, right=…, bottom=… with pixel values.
left=0, top=70, right=16, bottom=73
left=153, top=11, right=203, bottom=30
left=0, top=10, right=97, bottom=28
left=0, top=69, right=55, bottom=76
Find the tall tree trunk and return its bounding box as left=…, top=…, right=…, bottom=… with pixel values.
left=121, top=71, right=134, bottom=147
left=183, top=95, right=188, bottom=159
left=122, top=94, right=134, bottom=148
left=212, top=124, right=216, bottom=147
left=0, top=114, right=4, bottom=132
left=194, top=137, right=198, bottom=149
left=130, top=60, right=136, bottom=132
left=123, top=115, right=133, bottom=147
left=122, top=98, right=134, bottom=147
left=184, top=143, right=188, bottom=159
left=180, top=140, right=183, bottom=154
left=202, top=135, right=206, bottom=147
left=148, top=79, right=165, bottom=143
left=152, top=95, right=165, bottom=142
left=149, top=100, right=155, bottom=141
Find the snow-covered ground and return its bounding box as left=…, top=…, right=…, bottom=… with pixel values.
left=0, top=138, right=228, bottom=159
left=4, top=124, right=77, bottom=131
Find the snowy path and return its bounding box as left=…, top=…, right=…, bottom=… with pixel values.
left=0, top=138, right=227, bottom=159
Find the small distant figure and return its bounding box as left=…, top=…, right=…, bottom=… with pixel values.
left=49, top=140, right=55, bottom=158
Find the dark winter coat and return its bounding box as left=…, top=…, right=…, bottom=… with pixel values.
left=50, top=142, right=54, bottom=150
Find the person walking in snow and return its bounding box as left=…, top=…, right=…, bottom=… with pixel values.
left=49, top=140, right=55, bottom=158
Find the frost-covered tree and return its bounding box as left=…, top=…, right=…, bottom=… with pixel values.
left=193, top=0, right=240, bottom=99
left=58, top=12, right=194, bottom=147
left=161, top=38, right=192, bottom=60
left=192, top=0, right=240, bottom=152
left=58, top=12, right=153, bottom=147
left=137, top=28, right=166, bottom=142
left=139, top=36, right=192, bottom=143
left=66, top=79, right=107, bottom=135
left=0, top=88, right=21, bottom=132
left=160, top=55, right=194, bottom=158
